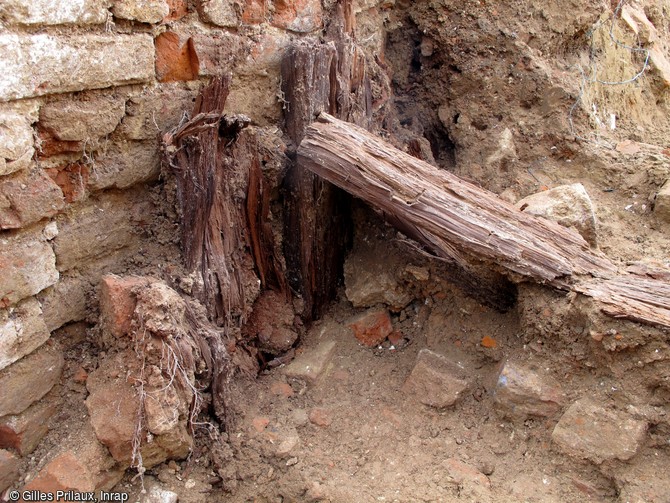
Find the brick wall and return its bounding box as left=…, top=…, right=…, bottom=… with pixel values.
left=0, top=0, right=325, bottom=491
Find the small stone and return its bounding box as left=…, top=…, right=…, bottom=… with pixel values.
left=270, top=381, right=294, bottom=398
left=143, top=486, right=179, bottom=503
left=0, top=234, right=60, bottom=304
left=0, top=449, right=20, bottom=493
left=275, top=433, right=300, bottom=458
left=517, top=183, right=598, bottom=247
left=283, top=337, right=337, bottom=384
left=308, top=408, right=332, bottom=427
left=402, top=349, right=469, bottom=408
left=0, top=110, right=35, bottom=174
left=252, top=417, right=270, bottom=433
left=196, top=0, right=239, bottom=27
left=43, top=221, right=58, bottom=240
left=443, top=458, right=490, bottom=488
left=654, top=180, right=670, bottom=223
left=347, top=308, right=393, bottom=347
left=344, top=245, right=412, bottom=310
left=290, top=409, right=309, bottom=427
left=552, top=397, right=647, bottom=463
left=405, top=265, right=430, bottom=281
left=0, top=169, right=65, bottom=230
left=89, top=140, right=160, bottom=190
left=246, top=290, right=297, bottom=355
left=73, top=366, right=88, bottom=384
left=38, top=272, right=90, bottom=332
left=112, top=0, right=170, bottom=23
left=304, top=481, right=328, bottom=502
left=494, top=360, right=566, bottom=418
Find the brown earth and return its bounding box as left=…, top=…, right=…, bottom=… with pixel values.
left=8, top=0, right=670, bottom=502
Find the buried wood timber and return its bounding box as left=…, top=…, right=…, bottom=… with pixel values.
left=297, top=113, right=670, bottom=329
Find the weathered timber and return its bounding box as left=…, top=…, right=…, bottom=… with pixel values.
left=164, top=76, right=286, bottom=326
left=163, top=76, right=290, bottom=423
left=297, top=113, right=670, bottom=329
left=281, top=35, right=374, bottom=319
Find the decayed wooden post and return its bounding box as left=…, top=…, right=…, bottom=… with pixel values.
left=297, top=113, right=670, bottom=329
left=280, top=25, right=375, bottom=320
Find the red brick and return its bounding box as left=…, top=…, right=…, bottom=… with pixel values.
left=36, top=135, right=82, bottom=158
left=270, top=381, right=294, bottom=398
left=0, top=449, right=19, bottom=493
left=443, top=458, right=490, bottom=488
left=241, top=0, right=268, bottom=24
left=308, top=408, right=332, bottom=427
left=155, top=32, right=199, bottom=82
left=0, top=387, right=58, bottom=455
left=252, top=416, right=270, bottom=433
left=164, top=0, right=188, bottom=21
left=45, top=163, right=90, bottom=203
left=99, top=274, right=153, bottom=338
left=0, top=170, right=65, bottom=230
left=271, top=0, right=322, bottom=33
left=23, top=452, right=96, bottom=493
left=347, top=308, right=393, bottom=347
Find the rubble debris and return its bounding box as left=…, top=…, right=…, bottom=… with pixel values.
left=284, top=336, right=337, bottom=384
left=347, top=308, right=394, bottom=347
left=552, top=397, right=647, bottom=464
left=494, top=360, right=566, bottom=418
left=402, top=349, right=469, bottom=408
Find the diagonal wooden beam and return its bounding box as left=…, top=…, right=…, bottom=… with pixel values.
left=298, top=113, right=670, bottom=328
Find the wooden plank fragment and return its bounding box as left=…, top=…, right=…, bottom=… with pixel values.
left=297, top=113, right=670, bottom=329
